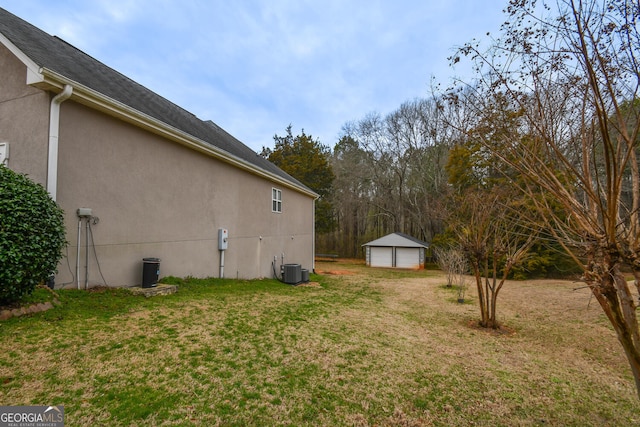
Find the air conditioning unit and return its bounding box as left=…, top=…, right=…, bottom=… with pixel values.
left=301, top=268, right=310, bottom=283
left=283, top=264, right=301, bottom=284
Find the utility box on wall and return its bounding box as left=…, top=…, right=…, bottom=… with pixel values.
left=218, top=228, right=228, bottom=250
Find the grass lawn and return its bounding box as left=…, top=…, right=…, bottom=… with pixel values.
left=1, top=259, right=639, bottom=426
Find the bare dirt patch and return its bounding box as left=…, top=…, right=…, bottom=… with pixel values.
left=296, top=281, right=323, bottom=287
left=87, top=286, right=112, bottom=293
left=465, top=319, right=517, bottom=336
left=315, top=269, right=357, bottom=275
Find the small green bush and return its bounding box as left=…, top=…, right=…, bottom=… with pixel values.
left=0, top=165, right=66, bottom=304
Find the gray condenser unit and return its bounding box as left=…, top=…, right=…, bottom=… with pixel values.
left=301, top=268, right=309, bottom=283
left=283, top=264, right=302, bottom=284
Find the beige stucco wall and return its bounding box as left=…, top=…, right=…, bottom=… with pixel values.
left=0, top=44, right=50, bottom=184
left=54, top=101, right=315, bottom=287
left=1, top=44, right=315, bottom=287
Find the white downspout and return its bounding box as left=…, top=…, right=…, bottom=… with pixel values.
left=47, top=84, right=73, bottom=200
left=312, top=197, right=316, bottom=273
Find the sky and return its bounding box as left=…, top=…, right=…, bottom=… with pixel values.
left=1, top=1, right=508, bottom=152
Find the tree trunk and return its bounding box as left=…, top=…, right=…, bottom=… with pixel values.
left=487, top=255, right=498, bottom=329
left=484, top=256, right=493, bottom=328
left=488, top=286, right=499, bottom=329
left=590, top=267, right=640, bottom=399
left=471, top=260, right=488, bottom=327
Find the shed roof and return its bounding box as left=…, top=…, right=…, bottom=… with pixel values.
left=0, top=7, right=316, bottom=197
left=362, top=232, right=429, bottom=248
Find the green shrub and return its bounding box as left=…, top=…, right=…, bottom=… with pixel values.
left=0, top=165, right=66, bottom=304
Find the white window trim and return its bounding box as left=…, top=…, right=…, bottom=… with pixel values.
left=0, top=142, right=9, bottom=166
left=272, top=187, right=282, bottom=213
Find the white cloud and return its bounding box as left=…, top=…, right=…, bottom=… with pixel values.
left=96, top=0, right=141, bottom=23
left=2, top=0, right=507, bottom=150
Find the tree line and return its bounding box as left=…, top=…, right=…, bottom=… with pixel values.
left=263, top=0, right=640, bottom=398
left=265, top=98, right=454, bottom=259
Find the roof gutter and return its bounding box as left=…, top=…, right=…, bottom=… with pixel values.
left=35, top=68, right=319, bottom=199
left=47, top=84, right=73, bottom=200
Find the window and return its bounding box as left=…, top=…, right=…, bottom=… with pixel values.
left=0, top=142, right=8, bottom=166
left=272, top=188, right=282, bottom=213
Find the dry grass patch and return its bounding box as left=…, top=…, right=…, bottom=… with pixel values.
left=0, top=266, right=638, bottom=426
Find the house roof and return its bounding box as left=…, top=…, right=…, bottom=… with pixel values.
left=362, top=232, right=429, bottom=248
left=0, top=7, right=317, bottom=198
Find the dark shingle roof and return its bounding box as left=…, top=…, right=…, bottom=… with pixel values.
left=0, top=7, right=312, bottom=194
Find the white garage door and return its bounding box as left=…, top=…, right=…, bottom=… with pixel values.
left=370, top=247, right=393, bottom=267
left=396, top=247, right=420, bottom=269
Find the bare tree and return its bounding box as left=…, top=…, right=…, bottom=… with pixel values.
left=434, top=247, right=469, bottom=301
left=333, top=99, right=451, bottom=245
left=325, top=133, right=374, bottom=257
left=449, top=189, right=537, bottom=328
left=434, top=247, right=466, bottom=287
left=452, top=0, right=640, bottom=397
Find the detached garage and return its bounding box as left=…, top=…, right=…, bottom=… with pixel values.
left=362, top=232, right=429, bottom=269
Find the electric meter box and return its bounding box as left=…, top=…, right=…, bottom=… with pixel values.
left=218, top=228, right=228, bottom=250
left=77, top=207, right=92, bottom=217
